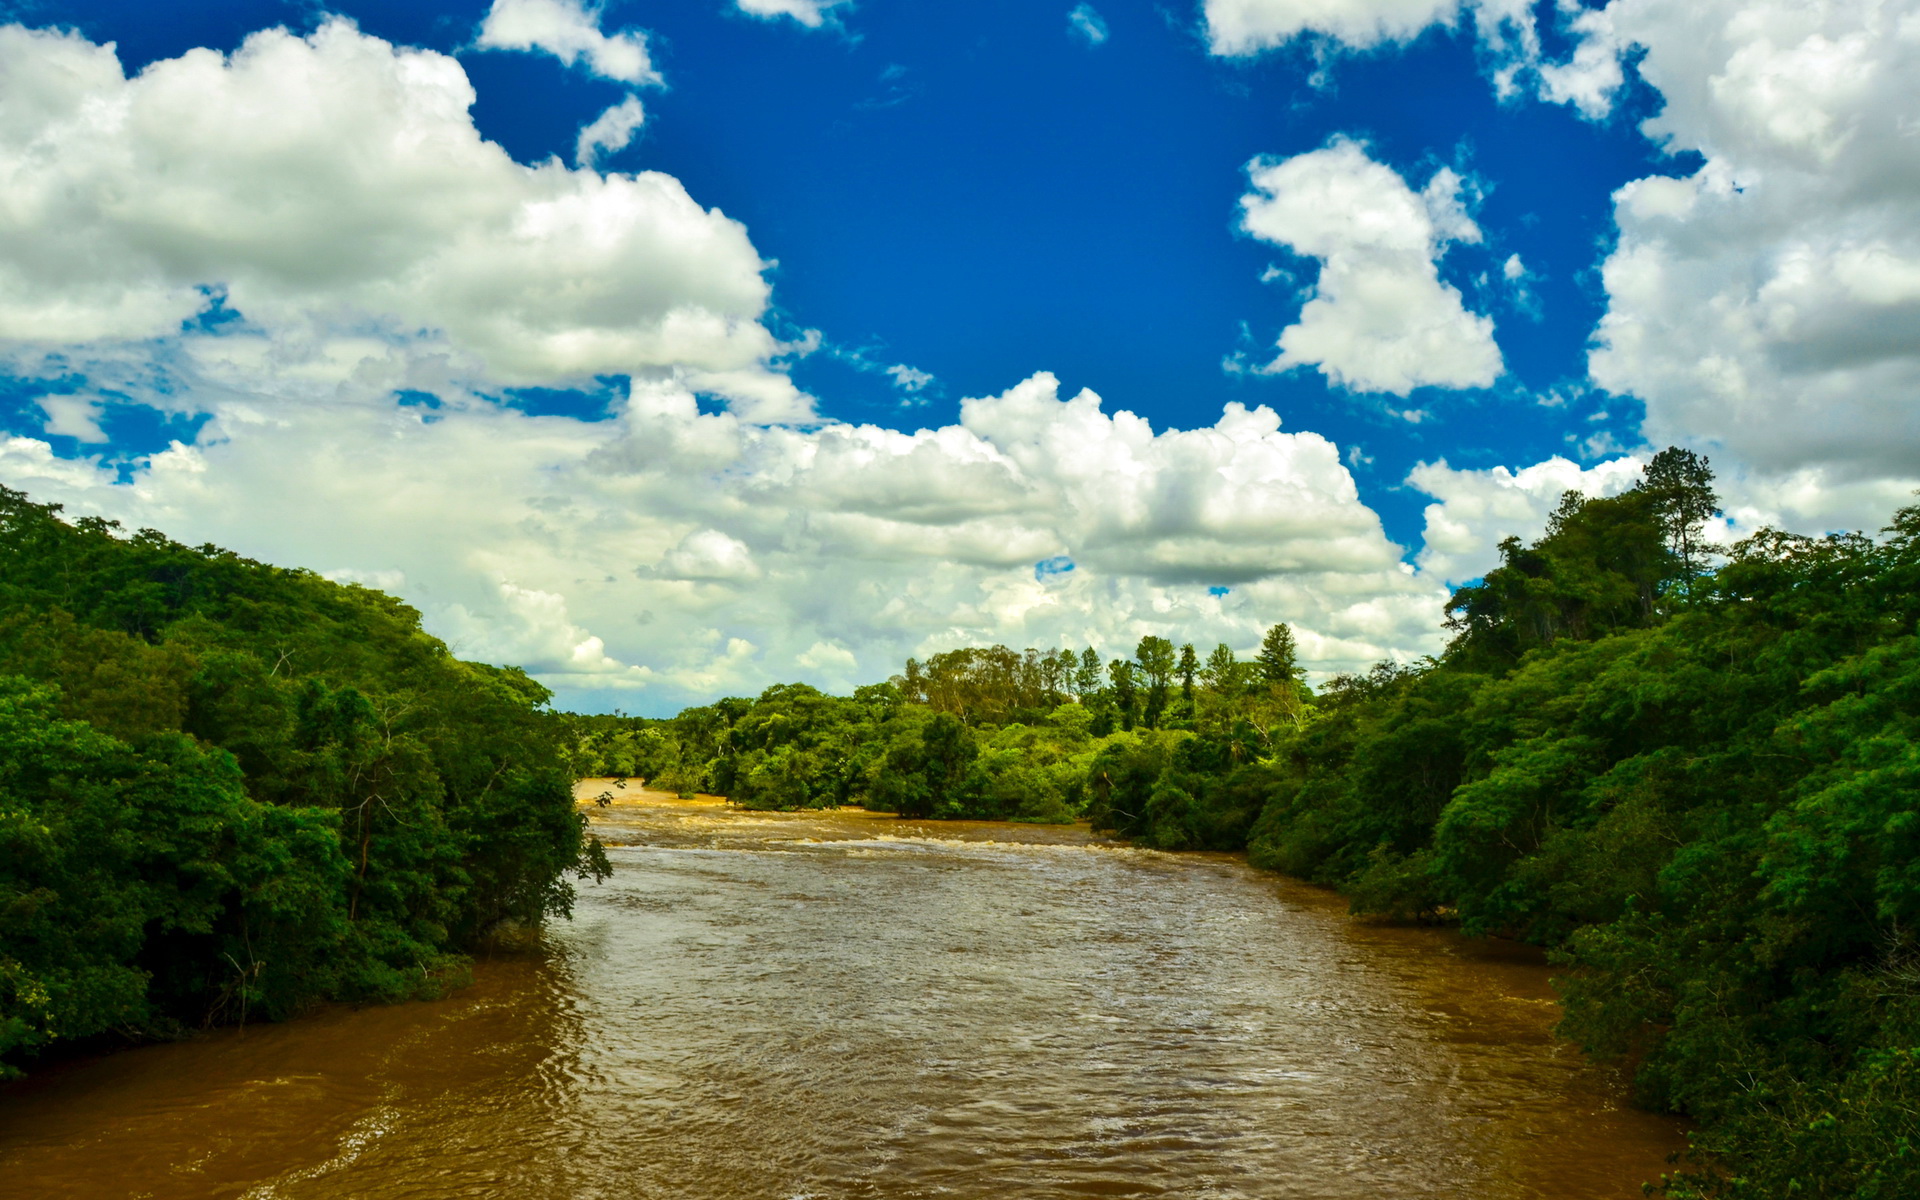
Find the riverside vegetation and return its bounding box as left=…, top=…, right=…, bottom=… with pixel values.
left=0, top=487, right=608, bottom=1081
left=571, top=450, right=1920, bottom=1198
left=6, top=447, right=1920, bottom=1196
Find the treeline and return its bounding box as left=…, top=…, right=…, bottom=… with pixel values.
left=568, top=621, right=1308, bottom=825
left=0, top=488, right=606, bottom=1079
left=584, top=449, right=1920, bottom=1196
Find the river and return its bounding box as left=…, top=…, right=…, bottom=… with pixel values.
left=0, top=787, right=1685, bottom=1198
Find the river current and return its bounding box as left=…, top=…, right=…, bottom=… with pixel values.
left=0, top=788, right=1684, bottom=1198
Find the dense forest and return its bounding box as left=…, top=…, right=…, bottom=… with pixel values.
left=0, top=487, right=606, bottom=1080
left=574, top=450, right=1920, bottom=1198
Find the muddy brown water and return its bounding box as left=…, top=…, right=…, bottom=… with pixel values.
left=0, top=786, right=1685, bottom=1198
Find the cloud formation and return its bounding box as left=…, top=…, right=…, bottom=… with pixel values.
left=2, top=358, right=1451, bottom=710
left=1238, top=138, right=1502, bottom=395
left=1409, top=455, right=1646, bottom=583
left=36, top=396, right=108, bottom=444
left=1571, top=0, right=1920, bottom=494
left=1203, top=0, right=1461, bottom=54
left=0, top=21, right=806, bottom=419
left=1204, top=0, right=1920, bottom=545
left=475, top=0, right=661, bottom=85
left=575, top=94, right=647, bottom=166
left=733, top=0, right=854, bottom=30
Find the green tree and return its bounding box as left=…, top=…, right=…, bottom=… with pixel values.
left=1636, top=446, right=1719, bottom=599
left=1075, top=647, right=1102, bottom=697
left=1135, top=636, right=1176, bottom=729
left=1108, top=659, right=1139, bottom=731
left=1177, top=643, right=1198, bottom=713
left=1201, top=643, right=1239, bottom=693
left=1256, top=623, right=1299, bottom=686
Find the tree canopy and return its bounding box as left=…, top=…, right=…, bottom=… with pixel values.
left=0, top=487, right=605, bottom=1078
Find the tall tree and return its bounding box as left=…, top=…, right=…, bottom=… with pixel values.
left=1636, top=445, right=1719, bottom=597
left=1135, top=636, right=1176, bottom=729
left=1201, top=643, right=1238, bottom=693
left=1256, top=624, right=1299, bottom=687
left=1075, top=647, right=1102, bottom=698
left=1107, top=658, right=1139, bottom=731
left=1177, top=643, right=1198, bottom=708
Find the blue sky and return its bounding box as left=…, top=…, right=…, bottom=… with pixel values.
left=2, top=0, right=1915, bottom=711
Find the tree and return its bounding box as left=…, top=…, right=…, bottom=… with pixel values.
left=1135, top=636, right=1176, bottom=729
left=1201, top=643, right=1239, bottom=693
left=1636, top=446, right=1719, bottom=598
left=1444, top=485, right=1676, bottom=668
left=1108, top=659, right=1139, bottom=731
left=1177, top=643, right=1198, bottom=710
left=1075, top=647, right=1102, bottom=698
left=868, top=712, right=983, bottom=819
left=1256, top=624, right=1299, bottom=687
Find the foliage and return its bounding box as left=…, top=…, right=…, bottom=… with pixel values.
left=0, top=487, right=605, bottom=1077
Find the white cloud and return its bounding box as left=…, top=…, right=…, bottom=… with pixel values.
left=0, top=21, right=801, bottom=416
left=1411, top=447, right=1920, bottom=592
left=1204, top=0, right=1920, bottom=533
left=1203, top=0, right=1462, bottom=55
left=37, top=395, right=108, bottom=443
left=1238, top=138, right=1503, bottom=395
left=0, top=434, right=120, bottom=495
left=1069, top=4, right=1110, bottom=46
left=476, top=0, right=661, bottom=85
left=322, top=566, right=408, bottom=592
left=885, top=363, right=933, bottom=392
left=1567, top=0, right=1920, bottom=499
left=1409, top=454, right=1646, bottom=582
left=1536, top=4, right=1625, bottom=118
left=575, top=94, right=647, bottom=166
left=796, top=639, right=858, bottom=675
left=657, top=529, right=762, bottom=582
left=443, top=578, right=654, bottom=684
left=5, top=359, right=1453, bottom=710
left=733, top=0, right=853, bottom=30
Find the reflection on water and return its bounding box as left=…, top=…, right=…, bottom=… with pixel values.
left=0, top=789, right=1684, bottom=1198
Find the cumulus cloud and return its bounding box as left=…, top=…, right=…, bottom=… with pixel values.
left=1535, top=4, right=1625, bottom=117
left=656, top=529, right=762, bottom=582
left=1209, top=0, right=1920, bottom=533
left=476, top=0, right=661, bottom=85
left=1411, top=447, right=1920, bottom=594
left=0, top=15, right=1498, bottom=712
left=1238, top=138, right=1503, bottom=395
left=1568, top=0, right=1920, bottom=498
left=1409, top=454, right=1646, bottom=582
left=1203, top=0, right=1461, bottom=55
left=796, top=640, right=858, bottom=677
left=0, top=21, right=804, bottom=418
left=444, top=579, right=652, bottom=682
left=733, top=0, right=853, bottom=30
left=6, top=357, right=1453, bottom=710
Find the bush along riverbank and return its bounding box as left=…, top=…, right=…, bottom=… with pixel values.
left=0, top=487, right=607, bottom=1079
left=572, top=450, right=1920, bottom=1197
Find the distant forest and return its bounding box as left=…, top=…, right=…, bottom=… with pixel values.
left=573, top=450, right=1920, bottom=1199
left=0, top=487, right=606, bottom=1080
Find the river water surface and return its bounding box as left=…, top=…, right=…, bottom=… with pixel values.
left=0, top=788, right=1684, bottom=1198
